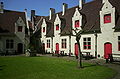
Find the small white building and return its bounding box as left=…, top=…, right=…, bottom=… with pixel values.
left=0, top=2, right=29, bottom=55
left=32, top=0, right=120, bottom=59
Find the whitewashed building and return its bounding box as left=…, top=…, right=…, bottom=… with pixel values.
left=0, top=2, right=30, bottom=55
left=32, top=0, right=120, bottom=59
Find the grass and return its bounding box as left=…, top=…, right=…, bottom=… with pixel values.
left=0, top=56, right=116, bottom=79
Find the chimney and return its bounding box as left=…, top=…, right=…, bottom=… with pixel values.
left=79, top=0, right=85, bottom=10
left=0, top=2, right=4, bottom=13
left=62, top=3, right=68, bottom=16
left=49, top=8, right=55, bottom=20
left=31, top=10, right=35, bottom=21
left=24, top=9, right=29, bottom=30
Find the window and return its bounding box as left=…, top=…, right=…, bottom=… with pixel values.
left=118, top=36, right=120, bottom=51
left=83, top=37, right=91, bottom=50
left=62, top=39, right=67, bottom=48
left=75, top=20, right=80, bottom=28
left=18, top=26, right=22, bottom=32
left=6, top=39, right=14, bottom=49
left=56, top=24, right=59, bottom=30
left=43, top=27, right=45, bottom=32
left=104, top=14, right=111, bottom=24
left=47, top=40, right=50, bottom=48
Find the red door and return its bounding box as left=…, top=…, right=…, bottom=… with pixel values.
left=75, top=43, right=79, bottom=56
left=104, top=43, right=112, bottom=59
left=56, top=43, right=59, bottom=54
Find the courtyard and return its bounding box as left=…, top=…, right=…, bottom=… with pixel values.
left=0, top=56, right=116, bottom=79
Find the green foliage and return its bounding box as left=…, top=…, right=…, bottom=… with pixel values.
left=0, top=57, right=116, bottom=79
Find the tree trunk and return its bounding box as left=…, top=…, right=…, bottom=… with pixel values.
left=76, top=37, right=83, bottom=68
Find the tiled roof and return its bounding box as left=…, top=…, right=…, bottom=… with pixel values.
left=35, top=0, right=120, bottom=36
left=81, top=0, right=120, bottom=32
left=0, top=10, right=26, bottom=33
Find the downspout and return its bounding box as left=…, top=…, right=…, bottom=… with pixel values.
left=69, top=35, right=71, bottom=56
left=94, top=31, right=98, bottom=58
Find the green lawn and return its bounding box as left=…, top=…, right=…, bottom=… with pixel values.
left=0, top=56, right=116, bottom=79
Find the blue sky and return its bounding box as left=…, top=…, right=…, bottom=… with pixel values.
left=1, top=0, right=93, bottom=17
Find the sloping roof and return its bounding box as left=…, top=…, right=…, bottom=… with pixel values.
left=80, top=0, right=102, bottom=32
left=35, top=0, right=120, bottom=36
left=60, top=6, right=79, bottom=36
left=81, top=0, right=120, bottom=32
left=45, top=14, right=56, bottom=37
left=0, top=9, right=26, bottom=33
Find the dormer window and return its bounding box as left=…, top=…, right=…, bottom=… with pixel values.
left=56, top=24, right=59, bottom=30
left=43, top=27, right=45, bottom=32
left=18, top=26, right=22, bottom=32
left=104, top=14, right=111, bottom=24
left=75, top=20, right=80, bottom=28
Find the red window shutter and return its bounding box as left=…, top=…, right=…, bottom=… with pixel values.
left=43, top=27, right=45, bottom=32
left=56, top=25, right=59, bottom=30
left=18, top=26, right=22, bottom=32
left=104, top=14, right=111, bottom=23
left=75, top=20, right=79, bottom=28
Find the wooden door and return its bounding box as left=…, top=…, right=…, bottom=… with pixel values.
left=75, top=43, right=79, bottom=56
left=104, top=43, right=112, bottom=59
left=56, top=43, right=59, bottom=54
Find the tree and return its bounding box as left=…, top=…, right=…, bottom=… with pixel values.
left=73, top=30, right=83, bottom=68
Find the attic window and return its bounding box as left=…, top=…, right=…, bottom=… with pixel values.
left=56, top=24, right=59, bottom=30
left=18, top=26, right=23, bottom=32
left=43, top=27, right=45, bottom=32
left=75, top=20, right=80, bottom=28
left=104, top=14, right=111, bottom=24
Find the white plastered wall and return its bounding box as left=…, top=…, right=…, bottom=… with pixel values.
left=98, top=0, right=120, bottom=58
left=53, top=14, right=61, bottom=53
left=72, top=8, right=82, bottom=35
left=41, top=19, right=47, bottom=50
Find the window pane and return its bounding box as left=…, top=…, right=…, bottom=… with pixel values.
left=118, top=36, right=120, bottom=40
left=43, top=27, right=45, bottom=32
left=10, top=43, right=13, bottom=49
left=88, top=46, right=91, bottom=49
left=6, top=42, right=9, bottom=49
left=83, top=42, right=86, bottom=45
left=75, top=20, right=79, bottom=28
left=56, top=24, right=59, bottom=30
left=104, top=14, right=111, bottom=24
left=84, top=46, right=87, bottom=49
left=83, top=38, right=86, bottom=41
left=18, top=26, right=22, bottom=32
left=118, top=42, right=120, bottom=51
left=88, top=38, right=91, bottom=41
left=88, top=42, right=91, bottom=45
